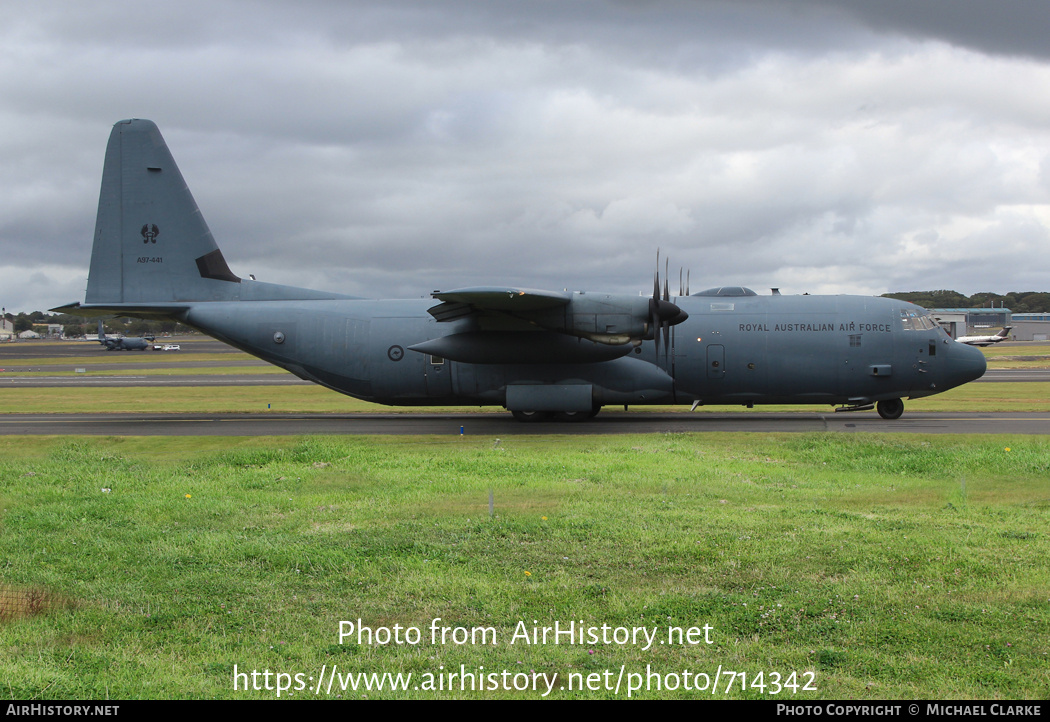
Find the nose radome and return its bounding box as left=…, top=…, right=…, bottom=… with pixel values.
left=948, top=341, right=987, bottom=386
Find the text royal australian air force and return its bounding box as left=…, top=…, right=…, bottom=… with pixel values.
left=739, top=321, right=893, bottom=333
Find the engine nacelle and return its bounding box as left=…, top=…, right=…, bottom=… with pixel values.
left=529, top=293, right=684, bottom=345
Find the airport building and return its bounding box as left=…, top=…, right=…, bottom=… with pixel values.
left=931, top=308, right=1012, bottom=339
left=1010, top=313, right=1050, bottom=342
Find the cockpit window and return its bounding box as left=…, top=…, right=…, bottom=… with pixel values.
left=900, top=309, right=938, bottom=331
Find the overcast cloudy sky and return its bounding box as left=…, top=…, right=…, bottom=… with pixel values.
left=3, top=0, right=1050, bottom=313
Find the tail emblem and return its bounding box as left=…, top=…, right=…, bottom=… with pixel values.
left=141, top=224, right=159, bottom=244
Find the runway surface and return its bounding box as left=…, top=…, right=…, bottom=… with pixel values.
left=2, top=338, right=1047, bottom=435
left=2, top=339, right=1048, bottom=388
left=0, top=336, right=287, bottom=386
left=2, top=367, right=1047, bottom=387
left=3, top=338, right=1048, bottom=387
left=0, top=374, right=303, bottom=387
left=0, top=338, right=235, bottom=358
left=977, top=369, right=1050, bottom=382
left=2, top=411, right=1047, bottom=435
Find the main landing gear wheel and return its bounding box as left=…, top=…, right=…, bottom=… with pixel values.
left=511, top=410, right=551, bottom=422
left=877, top=398, right=904, bottom=420
left=555, top=406, right=601, bottom=422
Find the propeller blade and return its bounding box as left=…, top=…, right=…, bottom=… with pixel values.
left=653, top=248, right=660, bottom=302
left=653, top=303, right=661, bottom=356
left=646, top=249, right=689, bottom=355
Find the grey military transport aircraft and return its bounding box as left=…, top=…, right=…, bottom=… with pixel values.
left=54, top=120, right=987, bottom=420
left=96, top=320, right=153, bottom=351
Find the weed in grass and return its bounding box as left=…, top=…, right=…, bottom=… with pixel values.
left=0, top=586, right=68, bottom=621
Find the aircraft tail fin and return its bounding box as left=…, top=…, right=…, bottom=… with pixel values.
left=97, top=320, right=104, bottom=341
left=997, top=327, right=1012, bottom=338
left=85, top=119, right=241, bottom=306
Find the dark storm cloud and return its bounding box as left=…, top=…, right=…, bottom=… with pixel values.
left=804, top=0, right=1050, bottom=60
left=2, top=0, right=1050, bottom=311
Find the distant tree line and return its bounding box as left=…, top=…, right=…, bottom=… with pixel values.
left=881, top=291, right=1050, bottom=313
left=3, top=311, right=192, bottom=338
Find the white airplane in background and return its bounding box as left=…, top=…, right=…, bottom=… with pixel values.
left=956, top=327, right=1012, bottom=347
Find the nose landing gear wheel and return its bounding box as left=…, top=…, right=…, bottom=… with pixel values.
left=877, top=398, right=904, bottom=420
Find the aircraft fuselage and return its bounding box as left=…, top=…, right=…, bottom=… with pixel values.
left=178, top=292, right=986, bottom=411
left=56, top=119, right=988, bottom=419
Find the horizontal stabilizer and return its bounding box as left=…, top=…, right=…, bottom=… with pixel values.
left=51, top=301, right=192, bottom=321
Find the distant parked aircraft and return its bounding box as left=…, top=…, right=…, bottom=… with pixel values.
left=956, top=327, right=1012, bottom=347
left=97, top=320, right=153, bottom=351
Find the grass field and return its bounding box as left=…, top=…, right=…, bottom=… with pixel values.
left=1, top=342, right=1048, bottom=700
left=1, top=366, right=284, bottom=378
left=1, top=434, right=1047, bottom=699
left=1, top=380, right=1049, bottom=415
left=983, top=344, right=1050, bottom=369
left=3, top=337, right=1050, bottom=416
left=0, top=352, right=267, bottom=368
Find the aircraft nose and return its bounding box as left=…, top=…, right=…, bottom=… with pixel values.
left=946, top=340, right=987, bottom=387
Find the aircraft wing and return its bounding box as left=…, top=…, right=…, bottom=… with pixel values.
left=427, top=287, right=571, bottom=323
left=419, top=285, right=687, bottom=364
left=423, top=285, right=625, bottom=364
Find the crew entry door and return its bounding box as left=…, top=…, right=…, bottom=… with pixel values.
left=707, top=344, right=725, bottom=380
